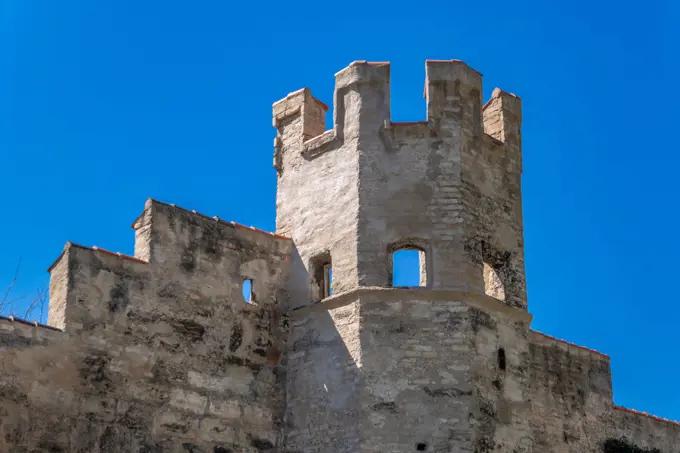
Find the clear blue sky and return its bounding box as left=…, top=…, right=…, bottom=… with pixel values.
left=2, top=0, right=679, bottom=422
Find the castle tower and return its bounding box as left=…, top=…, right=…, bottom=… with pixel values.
left=273, top=60, right=526, bottom=310
left=275, top=61, right=535, bottom=452
left=0, top=58, right=676, bottom=453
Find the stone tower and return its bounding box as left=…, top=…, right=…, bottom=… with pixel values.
left=0, top=59, right=677, bottom=453
left=273, top=60, right=525, bottom=310
left=273, top=59, right=529, bottom=452
left=272, top=61, right=679, bottom=452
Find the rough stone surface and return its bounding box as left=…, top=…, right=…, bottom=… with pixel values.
left=1, top=201, right=291, bottom=453
left=1, top=60, right=678, bottom=453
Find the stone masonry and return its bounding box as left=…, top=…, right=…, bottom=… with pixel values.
left=0, top=60, right=678, bottom=453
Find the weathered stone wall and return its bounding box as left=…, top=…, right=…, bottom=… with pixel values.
left=465, top=88, right=526, bottom=309
left=284, top=299, right=361, bottom=452
left=608, top=407, right=680, bottom=452
left=283, top=288, right=528, bottom=453
left=0, top=317, right=63, bottom=349
left=357, top=291, right=475, bottom=453
left=0, top=199, right=293, bottom=453
left=283, top=287, right=679, bottom=453
left=273, top=87, right=360, bottom=305
left=468, top=303, right=679, bottom=453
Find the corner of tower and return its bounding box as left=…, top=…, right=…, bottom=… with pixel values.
left=482, top=87, right=522, bottom=156
left=272, top=61, right=392, bottom=172
left=424, top=59, right=484, bottom=137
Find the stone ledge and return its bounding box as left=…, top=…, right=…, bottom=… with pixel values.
left=529, top=329, right=609, bottom=359
left=614, top=404, right=680, bottom=428
left=0, top=314, right=63, bottom=332
left=47, top=241, right=149, bottom=274
left=136, top=198, right=292, bottom=241
left=288, top=286, right=533, bottom=323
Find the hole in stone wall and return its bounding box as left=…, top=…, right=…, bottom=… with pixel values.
left=242, top=279, right=253, bottom=303
left=392, top=248, right=427, bottom=287
left=498, top=348, right=506, bottom=371
left=416, top=443, right=428, bottom=451
left=483, top=262, right=505, bottom=301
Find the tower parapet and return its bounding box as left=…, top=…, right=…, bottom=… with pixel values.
left=273, top=60, right=527, bottom=310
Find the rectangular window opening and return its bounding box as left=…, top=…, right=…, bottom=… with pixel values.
left=392, top=247, right=427, bottom=287
left=311, top=252, right=333, bottom=301
left=483, top=262, right=506, bottom=301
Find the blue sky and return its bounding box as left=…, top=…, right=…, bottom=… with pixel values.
left=2, top=0, right=679, bottom=422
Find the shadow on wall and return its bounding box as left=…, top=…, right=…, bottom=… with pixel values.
left=284, top=304, right=362, bottom=451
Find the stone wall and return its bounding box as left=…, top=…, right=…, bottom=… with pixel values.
left=468, top=301, right=679, bottom=453
left=284, top=299, right=361, bottom=452
left=0, top=199, right=293, bottom=453
left=282, top=287, right=679, bottom=453
left=608, top=407, right=680, bottom=452
left=283, top=288, right=528, bottom=453
left=357, top=291, right=476, bottom=453
left=273, top=87, right=360, bottom=304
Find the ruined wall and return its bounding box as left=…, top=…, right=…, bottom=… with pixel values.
left=0, top=199, right=293, bottom=453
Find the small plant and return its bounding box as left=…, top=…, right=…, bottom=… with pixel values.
left=0, top=258, right=48, bottom=323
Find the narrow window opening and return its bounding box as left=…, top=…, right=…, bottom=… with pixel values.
left=311, top=252, right=332, bottom=300
left=391, top=246, right=427, bottom=287
left=416, top=443, right=428, bottom=451
left=483, top=262, right=505, bottom=301
left=498, top=348, right=506, bottom=371
left=323, top=263, right=333, bottom=297
left=242, top=279, right=254, bottom=303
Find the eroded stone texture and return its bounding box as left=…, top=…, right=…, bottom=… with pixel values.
left=1, top=201, right=292, bottom=453
left=1, top=59, right=678, bottom=453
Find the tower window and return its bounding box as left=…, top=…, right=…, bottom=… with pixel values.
left=498, top=348, right=506, bottom=371
left=242, top=279, right=254, bottom=303
left=310, top=252, right=332, bottom=300
left=416, top=443, right=428, bottom=451
left=483, top=262, right=505, bottom=301
left=481, top=242, right=510, bottom=302
left=388, top=241, right=428, bottom=287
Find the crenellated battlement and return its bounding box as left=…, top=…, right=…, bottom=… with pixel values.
left=272, top=60, right=522, bottom=169
left=273, top=59, right=528, bottom=309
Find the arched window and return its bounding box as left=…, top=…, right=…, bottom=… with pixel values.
left=242, top=279, right=254, bottom=303
left=481, top=242, right=509, bottom=301
left=388, top=240, right=430, bottom=287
